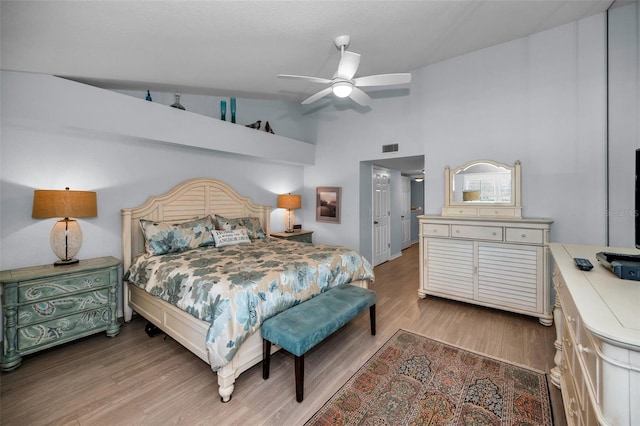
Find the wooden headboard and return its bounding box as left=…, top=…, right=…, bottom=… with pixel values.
left=121, top=178, right=271, bottom=271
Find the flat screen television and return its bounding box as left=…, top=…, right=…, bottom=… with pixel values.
left=636, top=148, right=639, bottom=249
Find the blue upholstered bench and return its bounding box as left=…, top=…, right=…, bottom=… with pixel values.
left=261, top=284, right=377, bottom=402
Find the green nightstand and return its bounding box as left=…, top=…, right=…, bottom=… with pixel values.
left=0, top=256, right=121, bottom=371
left=271, top=230, right=313, bottom=244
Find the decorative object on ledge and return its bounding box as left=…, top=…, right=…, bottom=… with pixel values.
left=246, top=120, right=261, bottom=130
left=170, top=92, right=185, bottom=110
left=265, top=121, right=275, bottom=134
left=220, top=100, right=226, bottom=121
left=278, top=193, right=301, bottom=233
left=316, top=187, right=341, bottom=224
left=145, top=90, right=152, bottom=101
left=32, top=187, right=97, bottom=265
left=230, top=97, right=237, bottom=123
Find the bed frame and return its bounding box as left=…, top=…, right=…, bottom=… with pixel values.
left=121, top=178, right=370, bottom=402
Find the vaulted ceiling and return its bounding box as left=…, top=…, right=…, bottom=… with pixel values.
left=1, top=1, right=620, bottom=103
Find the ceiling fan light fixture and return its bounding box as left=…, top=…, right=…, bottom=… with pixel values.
left=332, top=82, right=352, bottom=98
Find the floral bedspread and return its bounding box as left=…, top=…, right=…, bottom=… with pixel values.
left=126, top=237, right=375, bottom=371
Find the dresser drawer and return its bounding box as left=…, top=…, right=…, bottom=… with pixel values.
left=577, top=323, right=600, bottom=404
left=554, top=269, right=579, bottom=338
left=421, top=223, right=449, bottom=237
left=18, top=270, right=111, bottom=302
left=451, top=225, right=503, bottom=241
left=561, top=348, right=581, bottom=426
left=18, top=289, right=109, bottom=326
left=442, top=206, right=478, bottom=216
left=17, top=307, right=111, bottom=351
left=478, top=207, right=519, bottom=217
left=562, top=314, right=576, bottom=372
left=505, top=228, right=543, bottom=244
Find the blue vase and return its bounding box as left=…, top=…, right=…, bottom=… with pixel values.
left=145, top=90, right=152, bottom=101
left=220, top=100, right=227, bottom=121
left=230, top=98, right=237, bottom=123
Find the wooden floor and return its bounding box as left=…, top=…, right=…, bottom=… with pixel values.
left=0, top=244, right=565, bottom=425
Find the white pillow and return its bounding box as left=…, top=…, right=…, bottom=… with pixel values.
left=212, top=229, right=251, bottom=247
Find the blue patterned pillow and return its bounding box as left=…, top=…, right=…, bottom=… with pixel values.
left=215, top=215, right=266, bottom=240
left=140, top=216, right=216, bottom=256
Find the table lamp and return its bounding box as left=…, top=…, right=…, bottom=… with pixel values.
left=277, top=194, right=301, bottom=233
left=32, top=187, right=97, bottom=265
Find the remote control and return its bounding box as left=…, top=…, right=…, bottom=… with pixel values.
left=574, top=258, right=593, bottom=271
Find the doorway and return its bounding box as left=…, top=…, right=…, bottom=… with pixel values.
left=359, top=155, right=425, bottom=266
left=372, top=166, right=391, bottom=266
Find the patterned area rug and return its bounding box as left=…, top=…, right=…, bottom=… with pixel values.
left=305, top=330, right=553, bottom=425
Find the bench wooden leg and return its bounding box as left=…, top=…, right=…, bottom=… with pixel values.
left=295, top=354, right=304, bottom=402
left=370, top=304, right=376, bottom=335
left=263, top=339, right=271, bottom=380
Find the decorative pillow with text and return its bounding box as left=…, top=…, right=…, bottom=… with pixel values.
left=215, top=215, right=266, bottom=239
left=211, top=229, right=252, bottom=247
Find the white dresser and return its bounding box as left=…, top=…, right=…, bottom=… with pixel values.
left=418, top=215, right=554, bottom=325
left=549, top=243, right=640, bottom=426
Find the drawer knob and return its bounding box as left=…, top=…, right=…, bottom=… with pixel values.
left=577, top=344, right=591, bottom=354
left=567, top=315, right=575, bottom=323
left=521, top=233, right=527, bottom=238
left=456, top=230, right=460, bottom=233
left=459, top=210, right=463, bottom=213
left=492, top=232, right=496, bottom=236
left=432, top=229, right=438, bottom=233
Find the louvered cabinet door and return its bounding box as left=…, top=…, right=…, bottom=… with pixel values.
left=477, top=243, right=543, bottom=315
left=423, top=238, right=474, bottom=300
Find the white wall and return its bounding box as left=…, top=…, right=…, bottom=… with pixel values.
left=608, top=2, right=640, bottom=248
left=0, top=72, right=307, bottom=271
left=306, top=13, right=612, bottom=255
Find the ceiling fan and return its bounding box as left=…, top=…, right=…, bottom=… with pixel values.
left=278, top=35, right=411, bottom=107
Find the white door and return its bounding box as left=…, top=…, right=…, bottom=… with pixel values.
left=373, top=167, right=391, bottom=266
left=401, top=176, right=411, bottom=250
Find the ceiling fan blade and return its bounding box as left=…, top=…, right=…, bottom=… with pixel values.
left=302, top=87, right=333, bottom=105
left=349, top=87, right=371, bottom=107
left=336, top=51, right=361, bottom=80
left=278, top=74, right=332, bottom=84
left=354, top=73, right=412, bottom=87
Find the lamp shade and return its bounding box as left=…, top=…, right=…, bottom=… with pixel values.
left=32, top=188, right=97, bottom=219
left=277, top=194, right=301, bottom=210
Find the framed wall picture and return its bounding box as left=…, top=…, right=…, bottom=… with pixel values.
left=316, top=187, right=341, bottom=223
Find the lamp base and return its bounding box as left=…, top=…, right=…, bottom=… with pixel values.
left=54, top=258, right=79, bottom=266
left=50, top=219, right=83, bottom=267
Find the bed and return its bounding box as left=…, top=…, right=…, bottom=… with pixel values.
left=121, top=178, right=374, bottom=402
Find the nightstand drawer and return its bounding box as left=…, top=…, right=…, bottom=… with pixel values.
left=19, top=270, right=111, bottom=302
left=18, top=288, right=109, bottom=326
left=270, top=230, right=313, bottom=243
left=18, top=307, right=111, bottom=351
left=289, top=233, right=312, bottom=243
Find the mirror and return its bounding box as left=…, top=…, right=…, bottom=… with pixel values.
left=443, top=159, right=522, bottom=218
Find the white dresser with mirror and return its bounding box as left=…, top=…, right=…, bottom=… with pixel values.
left=418, top=160, right=554, bottom=325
